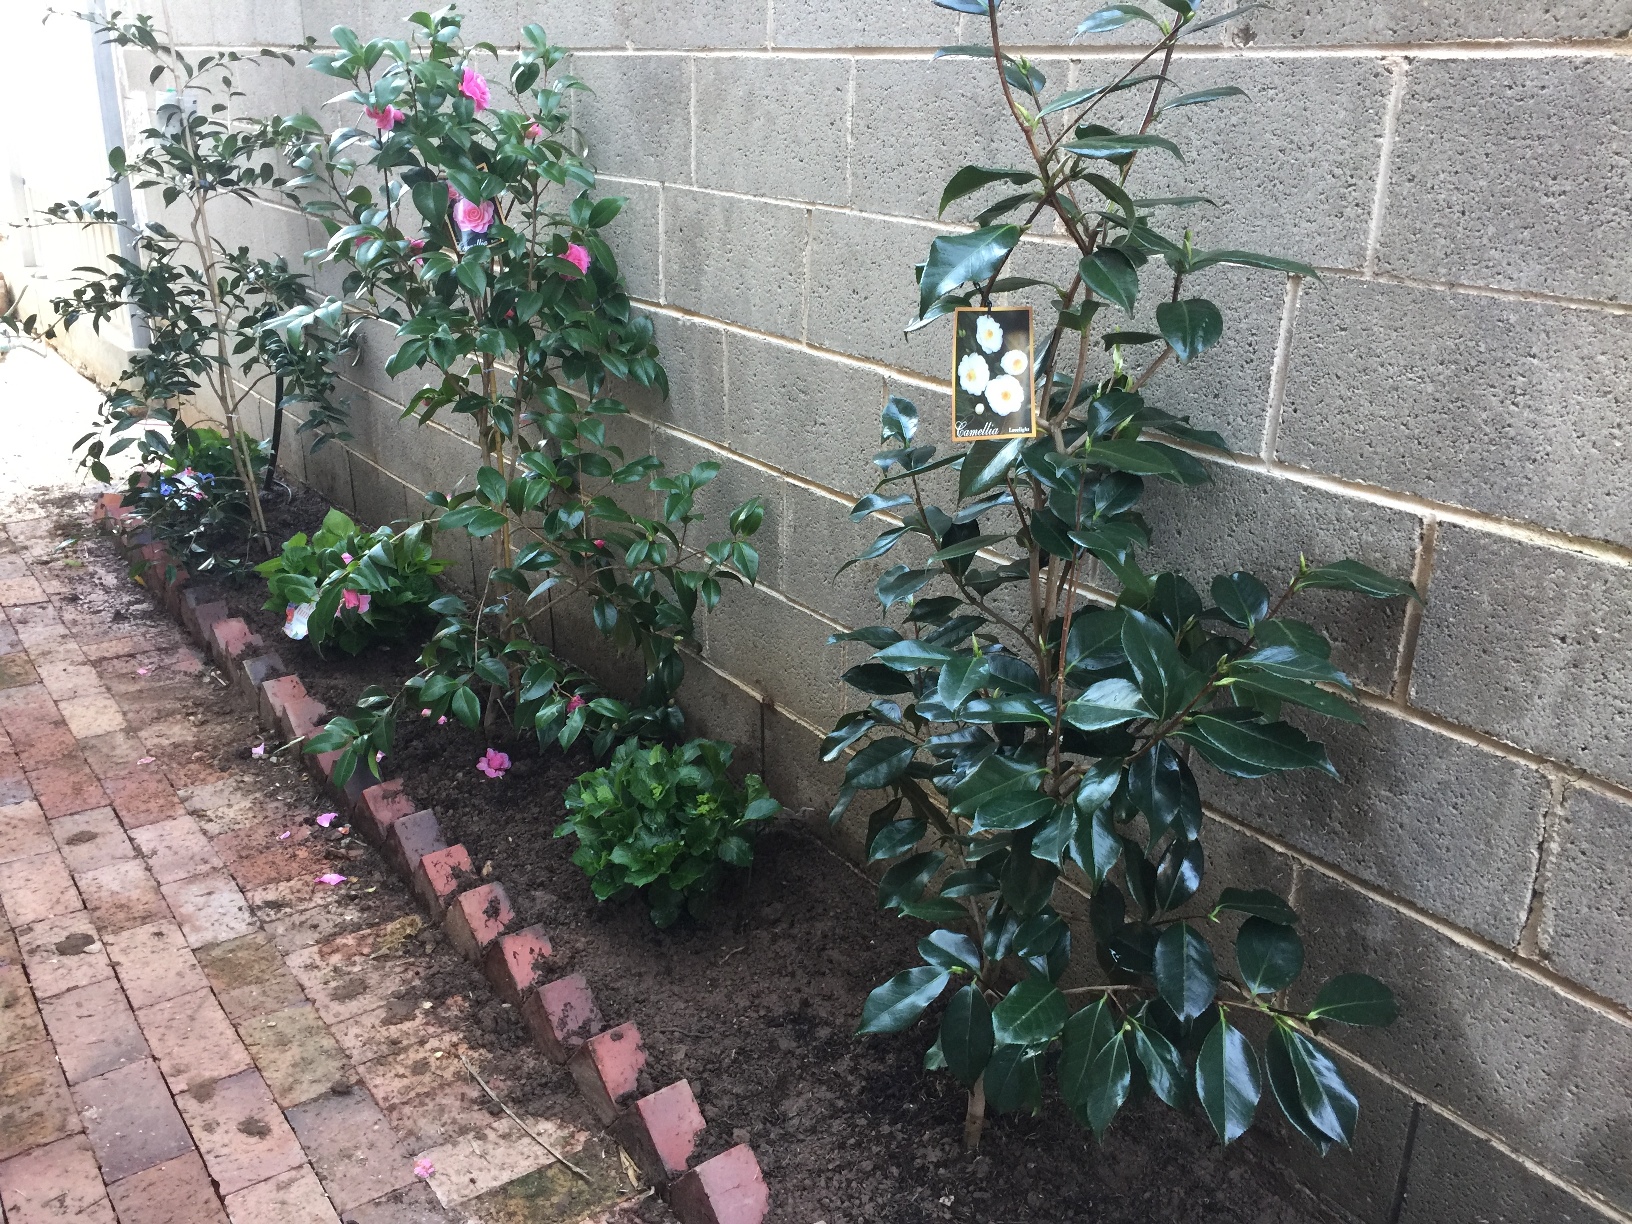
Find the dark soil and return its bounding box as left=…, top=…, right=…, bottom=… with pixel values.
left=135, top=478, right=1346, bottom=1223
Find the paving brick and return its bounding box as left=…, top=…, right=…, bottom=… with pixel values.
left=1540, top=786, right=1632, bottom=1011
left=15, top=911, right=113, bottom=999
left=1278, top=279, right=1632, bottom=549
left=521, top=973, right=608, bottom=1064
left=100, top=769, right=186, bottom=828
left=285, top=929, right=427, bottom=1028
left=0, top=653, right=39, bottom=689
left=339, top=1179, right=455, bottom=1224
left=409, top=1110, right=563, bottom=1207
left=0, top=938, right=47, bottom=1054
left=0, top=1133, right=115, bottom=1224
left=42, top=977, right=150, bottom=1084
left=1202, top=709, right=1551, bottom=946
left=612, top=1080, right=706, bottom=1186
left=479, top=925, right=554, bottom=1009
left=413, top=845, right=472, bottom=918
left=569, top=1023, right=647, bottom=1125
left=279, top=695, right=330, bottom=745
left=51, top=805, right=137, bottom=875
left=196, top=932, right=309, bottom=1023
left=58, top=692, right=128, bottom=740
left=355, top=779, right=416, bottom=845
left=220, top=1163, right=340, bottom=1224
left=161, top=871, right=258, bottom=949
left=105, top=920, right=210, bottom=1009
left=139, top=986, right=254, bottom=1094
left=0, top=1039, right=81, bottom=1161
left=27, top=759, right=110, bottom=819
left=0, top=799, right=53, bottom=864
left=174, top=1067, right=304, bottom=1195
left=77, top=860, right=169, bottom=936
left=385, top=809, right=445, bottom=879
left=72, top=1058, right=193, bottom=1182
left=443, top=883, right=514, bottom=962
left=36, top=661, right=106, bottom=704
left=1410, top=525, right=1632, bottom=790
left=130, top=816, right=225, bottom=884
left=287, top=1087, right=417, bottom=1210
left=0, top=752, right=28, bottom=806
left=1378, top=58, right=1632, bottom=304
left=666, top=1144, right=768, bottom=1224
left=238, top=1002, right=351, bottom=1109
left=662, top=189, right=808, bottom=343
left=106, top=1150, right=228, bottom=1224
left=0, top=692, right=79, bottom=767
left=0, top=850, right=82, bottom=923
left=1397, top=1109, right=1600, bottom=1224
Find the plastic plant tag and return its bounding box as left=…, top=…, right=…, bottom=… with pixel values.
left=284, top=601, right=314, bottom=640
left=952, top=305, right=1037, bottom=443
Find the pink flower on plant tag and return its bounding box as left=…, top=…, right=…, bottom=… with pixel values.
left=414, top=1157, right=435, bottom=1180
left=364, top=104, right=406, bottom=131
left=316, top=812, right=337, bottom=828
left=459, top=66, right=490, bottom=110
left=453, top=197, right=496, bottom=235
left=477, top=748, right=510, bottom=779
left=316, top=873, right=347, bottom=886
left=566, top=695, right=585, bottom=713
left=563, top=243, right=591, bottom=276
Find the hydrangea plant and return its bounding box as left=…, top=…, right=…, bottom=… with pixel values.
left=830, top=0, right=1417, bottom=1153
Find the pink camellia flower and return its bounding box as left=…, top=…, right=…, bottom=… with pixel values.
left=316, top=873, right=348, bottom=886
left=453, top=196, right=497, bottom=235
left=316, top=812, right=337, bottom=828
left=525, top=121, right=544, bottom=141
left=563, top=243, right=591, bottom=276
left=413, top=1157, right=435, bottom=1180
left=566, top=695, right=585, bottom=714
left=460, top=66, right=490, bottom=110
left=408, top=238, right=426, bottom=253
left=365, top=104, right=406, bottom=131
left=477, top=748, right=511, bottom=779
left=340, top=589, right=372, bottom=615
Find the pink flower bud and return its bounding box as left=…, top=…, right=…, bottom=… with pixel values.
left=365, top=104, right=406, bottom=131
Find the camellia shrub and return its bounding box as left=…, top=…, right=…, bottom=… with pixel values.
left=276, top=11, right=764, bottom=784
left=122, top=427, right=266, bottom=580
left=256, top=509, right=447, bottom=655
left=559, top=738, right=781, bottom=927
left=829, top=0, right=1416, bottom=1154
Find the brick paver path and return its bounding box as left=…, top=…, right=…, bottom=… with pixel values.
left=0, top=455, right=645, bottom=1218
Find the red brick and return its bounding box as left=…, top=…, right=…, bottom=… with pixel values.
left=237, top=652, right=286, bottom=701
left=73, top=1058, right=194, bottom=1182
left=107, top=1150, right=227, bottom=1224
left=51, top=806, right=136, bottom=874
left=568, top=1022, right=647, bottom=1124
left=613, top=1080, right=707, bottom=1186
left=0, top=799, right=53, bottom=863
left=180, top=589, right=226, bottom=640
left=208, top=619, right=261, bottom=671
left=0, top=754, right=28, bottom=806
left=0, top=851, right=81, bottom=924
left=279, top=695, right=328, bottom=744
left=385, top=808, right=445, bottom=879
left=0, top=1133, right=114, bottom=1223
left=0, top=1040, right=80, bottom=1162
left=104, top=921, right=208, bottom=1009
left=355, top=779, right=416, bottom=845
left=26, top=760, right=109, bottom=819
left=41, top=978, right=150, bottom=1084
left=139, top=987, right=253, bottom=1093
left=93, top=491, right=124, bottom=523
left=413, top=844, right=471, bottom=917
left=521, top=974, right=604, bottom=1064
left=665, top=1144, right=769, bottom=1224
left=100, top=769, right=186, bottom=828
left=481, top=924, right=555, bottom=1009
left=443, top=882, right=514, bottom=962
left=257, top=674, right=307, bottom=731
left=193, top=602, right=228, bottom=646
left=0, top=687, right=78, bottom=766
left=172, top=1067, right=303, bottom=1195
left=78, top=860, right=168, bottom=936
left=284, top=1085, right=416, bottom=1210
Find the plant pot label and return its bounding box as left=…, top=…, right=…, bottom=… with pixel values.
left=952, top=305, right=1037, bottom=443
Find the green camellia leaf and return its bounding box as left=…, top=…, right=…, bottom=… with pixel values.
left=1197, top=1013, right=1261, bottom=1144
left=1086, top=437, right=1210, bottom=485
left=991, top=977, right=1069, bottom=1045
left=1066, top=132, right=1185, bottom=162
left=1282, top=1027, right=1359, bottom=1146
left=1077, top=3, right=1164, bottom=33
left=982, top=1043, right=1043, bottom=1114
left=1238, top=644, right=1353, bottom=691
left=938, top=165, right=1038, bottom=218
left=1121, top=609, right=1206, bottom=721
left=959, top=437, right=1024, bottom=500
left=920, top=930, right=982, bottom=973
left=1236, top=916, right=1305, bottom=994
left=1155, top=298, right=1223, bottom=363
left=1184, top=247, right=1318, bottom=279
left=950, top=754, right=1039, bottom=817
left=1058, top=997, right=1119, bottom=1122
left=1081, top=248, right=1140, bottom=313
left=940, top=984, right=995, bottom=1086
left=918, top=225, right=1022, bottom=318
left=1159, top=84, right=1249, bottom=113
left=1177, top=714, right=1339, bottom=779
left=1154, top=923, right=1217, bottom=1020
left=843, top=736, right=917, bottom=790
left=1230, top=671, right=1364, bottom=725
left=1307, top=974, right=1398, bottom=1026
left=1295, top=559, right=1421, bottom=602
left=858, top=966, right=951, bottom=1034
left=971, top=789, right=1055, bottom=833
left=1266, top=1025, right=1333, bottom=1152
left=1063, top=677, right=1153, bottom=731
left=936, top=653, right=990, bottom=712
left=878, top=851, right=945, bottom=910
left=1133, top=1023, right=1188, bottom=1107
left=1211, top=887, right=1297, bottom=925
left=873, top=640, right=955, bottom=671
left=1211, top=571, right=1270, bottom=628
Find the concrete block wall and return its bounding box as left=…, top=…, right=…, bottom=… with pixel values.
left=124, top=2, right=1632, bottom=1220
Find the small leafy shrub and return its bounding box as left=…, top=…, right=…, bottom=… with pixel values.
left=256, top=509, right=447, bottom=655
left=123, top=428, right=266, bottom=579
left=558, top=739, right=781, bottom=927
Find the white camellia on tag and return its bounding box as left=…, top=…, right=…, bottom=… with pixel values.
left=957, top=352, right=991, bottom=396
left=984, top=374, right=1024, bottom=416
left=975, top=314, right=1004, bottom=353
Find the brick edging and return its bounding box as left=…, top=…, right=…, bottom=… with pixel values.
left=92, top=491, right=770, bottom=1224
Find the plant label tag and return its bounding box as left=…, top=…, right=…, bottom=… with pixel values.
left=952, top=305, right=1037, bottom=443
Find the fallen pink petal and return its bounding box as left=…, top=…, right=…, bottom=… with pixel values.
left=316, top=812, right=337, bottom=828
left=316, top=873, right=347, bottom=886
left=413, top=1157, right=435, bottom=1179
left=251, top=743, right=265, bottom=757
left=137, top=756, right=155, bottom=765
left=136, top=666, right=151, bottom=675
left=476, top=748, right=511, bottom=779
left=277, top=830, right=291, bottom=841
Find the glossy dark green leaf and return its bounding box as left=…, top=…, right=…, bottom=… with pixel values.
left=858, top=966, right=951, bottom=1034
left=1155, top=298, right=1223, bottom=363
left=992, top=977, right=1069, bottom=1045
left=1230, top=671, right=1363, bottom=724
left=1211, top=887, right=1297, bottom=925
left=1058, top=996, right=1119, bottom=1112
left=962, top=695, right=1054, bottom=724
left=938, top=165, right=1038, bottom=218
left=1186, top=248, right=1318, bottom=279
left=1255, top=617, right=1332, bottom=658
left=919, top=225, right=1022, bottom=318
left=958, top=437, right=1024, bottom=500
left=1159, top=84, right=1248, bottom=113
left=873, top=640, right=955, bottom=671
left=1128, top=742, right=1201, bottom=841
left=982, top=1043, right=1042, bottom=1114
left=841, top=663, right=913, bottom=696
left=1000, top=848, right=1057, bottom=917
left=1307, top=974, right=1398, bottom=1026
left=1085, top=437, right=1210, bottom=485
left=1295, top=559, right=1421, bottom=602
left=843, top=736, right=917, bottom=790
left=920, top=930, right=983, bottom=973
left=1133, top=1023, right=1189, bottom=1107
left=1076, top=3, right=1162, bottom=32
left=1154, top=837, right=1205, bottom=912
left=937, top=654, right=990, bottom=712
left=940, top=985, right=994, bottom=1087
left=878, top=851, right=945, bottom=911
left=1238, top=645, right=1353, bottom=691
left=1154, top=923, right=1217, bottom=1021
left=876, top=566, right=932, bottom=609
left=1236, top=917, right=1305, bottom=994
left=1081, top=248, right=1140, bottom=313
left=950, top=754, right=1039, bottom=817
left=1029, top=803, right=1076, bottom=866
left=1177, top=714, right=1338, bottom=780
left=1121, top=609, right=1207, bottom=722
left=1065, top=132, right=1185, bottom=162
left=1070, top=801, right=1123, bottom=886
left=1063, top=678, right=1152, bottom=731
left=868, top=816, right=926, bottom=861
left=1211, top=571, right=1270, bottom=628
left=1283, top=1027, right=1358, bottom=1146
left=1080, top=1026, right=1132, bottom=1135
left=1265, top=1025, right=1334, bottom=1153
left=930, top=532, right=1010, bottom=562
left=1197, top=1013, right=1261, bottom=1144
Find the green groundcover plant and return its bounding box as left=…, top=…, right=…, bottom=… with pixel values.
left=560, top=738, right=781, bottom=927
left=257, top=508, right=447, bottom=655
left=828, top=0, right=1417, bottom=1153
left=276, top=9, right=764, bottom=783
left=123, top=427, right=266, bottom=580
